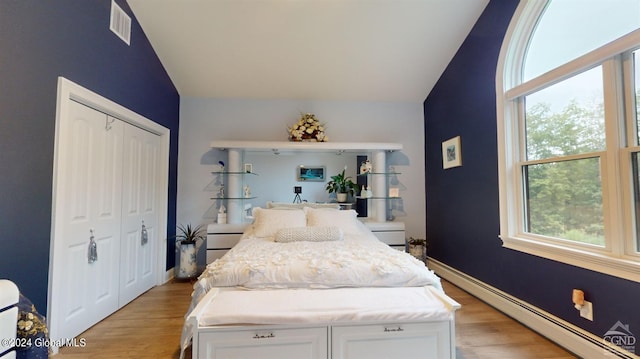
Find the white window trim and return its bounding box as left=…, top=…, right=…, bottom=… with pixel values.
left=496, top=0, right=640, bottom=283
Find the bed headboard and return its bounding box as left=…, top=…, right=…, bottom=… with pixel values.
left=0, top=280, right=19, bottom=359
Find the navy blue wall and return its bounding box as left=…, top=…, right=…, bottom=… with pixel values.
left=0, top=1, right=179, bottom=312
left=425, top=0, right=640, bottom=343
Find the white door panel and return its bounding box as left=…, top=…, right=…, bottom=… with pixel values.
left=50, top=101, right=123, bottom=341
left=63, top=243, right=86, bottom=318
left=124, top=230, right=139, bottom=281
left=119, top=123, right=160, bottom=305
left=140, top=225, right=155, bottom=276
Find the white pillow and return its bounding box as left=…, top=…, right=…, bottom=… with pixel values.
left=305, top=207, right=361, bottom=236
left=252, top=207, right=306, bottom=237
left=275, top=226, right=344, bottom=243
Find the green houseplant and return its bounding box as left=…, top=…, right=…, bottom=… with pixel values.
left=325, top=169, right=357, bottom=202
left=175, top=223, right=206, bottom=246
left=175, top=224, right=206, bottom=279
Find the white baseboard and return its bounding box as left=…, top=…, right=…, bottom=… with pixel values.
left=163, top=267, right=175, bottom=283
left=428, top=258, right=638, bottom=359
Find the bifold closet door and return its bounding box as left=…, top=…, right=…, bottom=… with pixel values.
left=51, top=99, right=161, bottom=342
left=119, top=124, right=160, bottom=305
left=50, top=100, right=123, bottom=340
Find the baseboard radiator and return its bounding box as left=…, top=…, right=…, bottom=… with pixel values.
left=429, top=258, right=638, bottom=359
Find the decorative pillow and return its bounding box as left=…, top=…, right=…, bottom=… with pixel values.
left=275, top=226, right=344, bottom=243
left=251, top=207, right=306, bottom=237
left=266, top=202, right=340, bottom=210
left=305, top=207, right=362, bottom=236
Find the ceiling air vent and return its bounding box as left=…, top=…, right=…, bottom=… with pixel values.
left=110, top=0, right=131, bottom=45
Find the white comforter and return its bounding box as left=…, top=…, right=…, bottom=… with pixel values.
left=196, top=225, right=440, bottom=294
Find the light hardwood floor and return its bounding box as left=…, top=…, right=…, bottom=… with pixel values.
left=56, top=279, right=577, bottom=358
left=443, top=281, right=577, bottom=359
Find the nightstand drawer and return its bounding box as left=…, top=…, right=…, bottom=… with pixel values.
left=373, top=231, right=405, bottom=246
left=206, top=249, right=229, bottom=264
left=206, top=224, right=247, bottom=264
left=362, top=221, right=405, bottom=248
left=207, top=234, right=242, bottom=249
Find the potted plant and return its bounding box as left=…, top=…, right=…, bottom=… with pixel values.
left=407, top=237, right=427, bottom=262
left=174, top=224, right=206, bottom=279
left=325, top=168, right=357, bottom=202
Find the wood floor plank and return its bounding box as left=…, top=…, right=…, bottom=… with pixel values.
left=55, top=279, right=576, bottom=358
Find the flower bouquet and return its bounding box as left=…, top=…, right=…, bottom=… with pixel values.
left=287, top=113, right=328, bottom=142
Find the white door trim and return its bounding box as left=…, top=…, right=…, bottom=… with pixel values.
left=48, top=77, right=170, bottom=344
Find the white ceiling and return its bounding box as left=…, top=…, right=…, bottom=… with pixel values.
left=126, top=0, right=488, bottom=103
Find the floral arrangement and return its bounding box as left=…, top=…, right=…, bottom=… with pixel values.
left=287, top=113, right=328, bottom=142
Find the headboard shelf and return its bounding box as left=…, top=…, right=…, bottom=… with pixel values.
left=210, top=140, right=402, bottom=153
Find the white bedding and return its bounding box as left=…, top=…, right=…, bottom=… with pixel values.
left=195, top=220, right=440, bottom=295
left=181, top=208, right=447, bottom=357
left=197, top=286, right=453, bottom=326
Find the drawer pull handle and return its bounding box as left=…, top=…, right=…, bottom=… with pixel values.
left=253, top=333, right=275, bottom=339
left=384, top=326, right=404, bottom=332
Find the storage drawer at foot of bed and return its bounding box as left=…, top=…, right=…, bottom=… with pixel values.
left=331, top=321, right=452, bottom=359
left=198, top=326, right=328, bottom=359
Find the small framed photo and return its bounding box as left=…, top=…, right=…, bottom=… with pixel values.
left=442, top=136, right=462, bottom=169
left=244, top=163, right=253, bottom=173
left=297, top=165, right=325, bottom=182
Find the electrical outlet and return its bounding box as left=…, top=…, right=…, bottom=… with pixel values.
left=580, top=300, right=593, bottom=321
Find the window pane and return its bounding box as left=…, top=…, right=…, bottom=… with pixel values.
left=524, top=158, right=604, bottom=246
left=633, top=152, right=640, bottom=252
left=524, top=0, right=640, bottom=81
left=525, top=67, right=605, bottom=161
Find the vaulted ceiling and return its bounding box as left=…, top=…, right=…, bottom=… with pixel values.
left=127, top=0, right=489, bottom=103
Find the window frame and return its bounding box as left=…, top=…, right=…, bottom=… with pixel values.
left=496, top=0, right=640, bottom=282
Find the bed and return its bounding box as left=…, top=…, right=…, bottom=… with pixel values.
left=181, top=207, right=460, bottom=359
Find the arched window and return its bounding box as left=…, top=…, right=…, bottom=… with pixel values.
left=496, top=0, right=640, bottom=282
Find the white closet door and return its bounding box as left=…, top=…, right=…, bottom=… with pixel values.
left=119, top=123, right=160, bottom=305
left=50, top=101, right=123, bottom=340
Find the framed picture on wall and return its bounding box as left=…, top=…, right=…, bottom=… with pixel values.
left=297, top=165, right=325, bottom=181
left=442, top=136, right=462, bottom=169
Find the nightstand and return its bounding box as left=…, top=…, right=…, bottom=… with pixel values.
left=206, top=223, right=248, bottom=264
left=362, top=220, right=405, bottom=251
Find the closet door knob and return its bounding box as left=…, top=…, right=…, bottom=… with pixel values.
left=88, top=229, right=98, bottom=263
left=141, top=221, right=148, bottom=246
